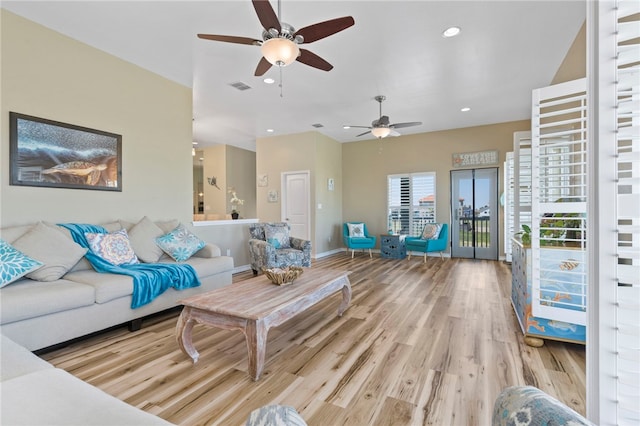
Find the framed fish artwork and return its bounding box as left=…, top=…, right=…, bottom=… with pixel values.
left=9, top=112, right=122, bottom=191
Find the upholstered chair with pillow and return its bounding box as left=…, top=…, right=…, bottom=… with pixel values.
left=342, top=222, right=377, bottom=259
left=405, top=223, right=448, bottom=262
left=248, top=222, right=311, bottom=275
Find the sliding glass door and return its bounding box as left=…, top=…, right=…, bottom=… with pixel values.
left=450, top=168, right=498, bottom=260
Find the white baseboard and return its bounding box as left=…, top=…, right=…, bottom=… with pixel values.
left=232, top=264, right=252, bottom=274
left=313, top=248, right=346, bottom=259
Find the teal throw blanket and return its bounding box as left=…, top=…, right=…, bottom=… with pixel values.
left=59, top=223, right=201, bottom=309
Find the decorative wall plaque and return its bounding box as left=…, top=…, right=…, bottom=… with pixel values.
left=452, top=150, right=499, bottom=168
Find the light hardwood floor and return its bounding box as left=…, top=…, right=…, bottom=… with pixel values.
left=40, top=254, right=586, bottom=425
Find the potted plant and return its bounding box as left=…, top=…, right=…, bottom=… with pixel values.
left=515, top=224, right=531, bottom=246
left=228, top=187, right=244, bottom=220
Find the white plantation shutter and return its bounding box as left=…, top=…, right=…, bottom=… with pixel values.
left=514, top=132, right=533, bottom=241
left=531, top=78, right=588, bottom=326
left=590, top=1, right=640, bottom=424
left=388, top=173, right=436, bottom=236
left=504, top=152, right=515, bottom=262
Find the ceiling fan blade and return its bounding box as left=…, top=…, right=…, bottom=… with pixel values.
left=390, top=121, right=423, bottom=129
left=345, top=125, right=372, bottom=129
left=197, top=34, right=261, bottom=46
left=296, top=49, right=333, bottom=71
left=390, top=129, right=401, bottom=137
left=294, top=16, right=355, bottom=43
left=356, top=130, right=372, bottom=137
left=254, top=57, right=272, bottom=76
left=252, top=0, right=281, bottom=32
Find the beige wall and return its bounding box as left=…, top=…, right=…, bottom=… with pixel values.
left=1, top=10, right=193, bottom=227
left=201, top=145, right=227, bottom=218
left=226, top=145, right=256, bottom=219
left=552, top=22, right=586, bottom=84
left=342, top=121, right=530, bottom=256
left=256, top=131, right=343, bottom=256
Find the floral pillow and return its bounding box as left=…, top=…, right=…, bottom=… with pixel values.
left=155, top=223, right=206, bottom=262
left=0, top=239, right=43, bottom=288
left=264, top=224, right=290, bottom=249
left=348, top=223, right=366, bottom=238
left=85, top=229, right=139, bottom=266
left=421, top=223, right=442, bottom=240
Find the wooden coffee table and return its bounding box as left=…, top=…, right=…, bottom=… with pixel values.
left=176, top=268, right=351, bottom=380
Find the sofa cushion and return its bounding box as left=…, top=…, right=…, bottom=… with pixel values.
left=0, top=240, right=43, bottom=288
left=86, top=229, right=140, bottom=266
left=0, top=334, right=53, bottom=381
left=156, top=223, right=205, bottom=262
left=11, top=222, right=88, bottom=282
left=128, top=216, right=165, bottom=263
left=63, top=270, right=133, bottom=304
left=264, top=224, right=290, bottom=248
left=0, top=279, right=95, bottom=324
left=183, top=256, right=234, bottom=278
left=0, top=368, right=173, bottom=425
left=0, top=224, right=34, bottom=244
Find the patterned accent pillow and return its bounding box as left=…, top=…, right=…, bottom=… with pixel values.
left=348, top=223, right=365, bottom=238
left=85, top=229, right=139, bottom=266
left=0, top=239, right=43, bottom=288
left=264, top=224, right=290, bottom=249
left=155, top=223, right=206, bottom=262
left=421, top=223, right=443, bottom=240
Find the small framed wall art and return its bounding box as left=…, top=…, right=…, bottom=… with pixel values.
left=268, top=190, right=278, bottom=203
left=9, top=112, right=122, bottom=191
left=258, top=173, right=268, bottom=187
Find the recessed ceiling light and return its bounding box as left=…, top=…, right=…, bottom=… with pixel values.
left=263, top=77, right=275, bottom=84
left=461, top=107, right=471, bottom=112
left=442, top=26, right=461, bottom=38
left=343, top=125, right=351, bottom=129
left=267, top=128, right=274, bottom=133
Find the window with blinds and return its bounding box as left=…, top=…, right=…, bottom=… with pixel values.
left=387, top=173, right=436, bottom=236
left=591, top=1, right=640, bottom=424
left=531, top=78, right=588, bottom=326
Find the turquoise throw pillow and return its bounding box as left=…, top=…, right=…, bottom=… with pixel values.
left=155, top=223, right=206, bottom=262
left=264, top=224, right=290, bottom=249
left=0, top=239, right=43, bottom=288
left=267, top=237, right=281, bottom=248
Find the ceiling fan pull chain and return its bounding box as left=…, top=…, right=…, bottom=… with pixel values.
left=279, top=66, right=284, bottom=98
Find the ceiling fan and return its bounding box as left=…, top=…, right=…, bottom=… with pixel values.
left=197, top=0, right=355, bottom=77
left=346, top=96, right=423, bottom=139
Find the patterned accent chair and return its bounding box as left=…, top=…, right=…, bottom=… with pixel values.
left=248, top=222, right=311, bottom=275
left=405, top=223, right=448, bottom=262
left=492, top=386, right=593, bottom=426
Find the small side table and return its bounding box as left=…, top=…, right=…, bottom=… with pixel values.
left=380, top=234, right=406, bottom=259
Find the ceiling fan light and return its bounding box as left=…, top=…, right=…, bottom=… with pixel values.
left=261, top=38, right=300, bottom=67
left=371, top=127, right=391, bottom=138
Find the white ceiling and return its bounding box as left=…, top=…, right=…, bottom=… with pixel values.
left=2, top=1, right=586, bottom=152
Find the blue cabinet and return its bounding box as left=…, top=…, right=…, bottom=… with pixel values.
left=380, top=234, right=406, bottom=259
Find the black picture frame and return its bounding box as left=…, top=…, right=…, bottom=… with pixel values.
left=9, top=112, right=122, bottom=191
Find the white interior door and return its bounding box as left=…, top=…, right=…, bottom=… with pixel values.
left=282, top=171, right=310, bottom=240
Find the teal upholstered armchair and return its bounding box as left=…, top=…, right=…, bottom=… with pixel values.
left=248, top=222, right=311, bottom=275
left=405, top=223, right=448, bottom=262
left=343, top=222, right=376, bottom=258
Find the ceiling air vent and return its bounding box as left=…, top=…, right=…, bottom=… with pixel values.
left=311, top=123, right=324, bottom=128
left=229, top=81, right=251, bottom=91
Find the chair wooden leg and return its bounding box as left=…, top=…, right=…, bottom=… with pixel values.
left=439, top=251, right=444, bottom=260
left=351, top=249, right=355, bottom=259
left=423, top=253, right=427, bottom=263
left=408, top=252, right=412, bottom=260
left=368, top=249, right=372, bottom=258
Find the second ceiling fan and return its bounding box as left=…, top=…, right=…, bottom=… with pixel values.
left=197, top=0, right=354, bottom=76
left=346, top=96, right=423, bottom=139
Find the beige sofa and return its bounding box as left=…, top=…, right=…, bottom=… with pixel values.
left=0, top=218, right=234, bottom=351
left=0, top=333, right=174, bottom=425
